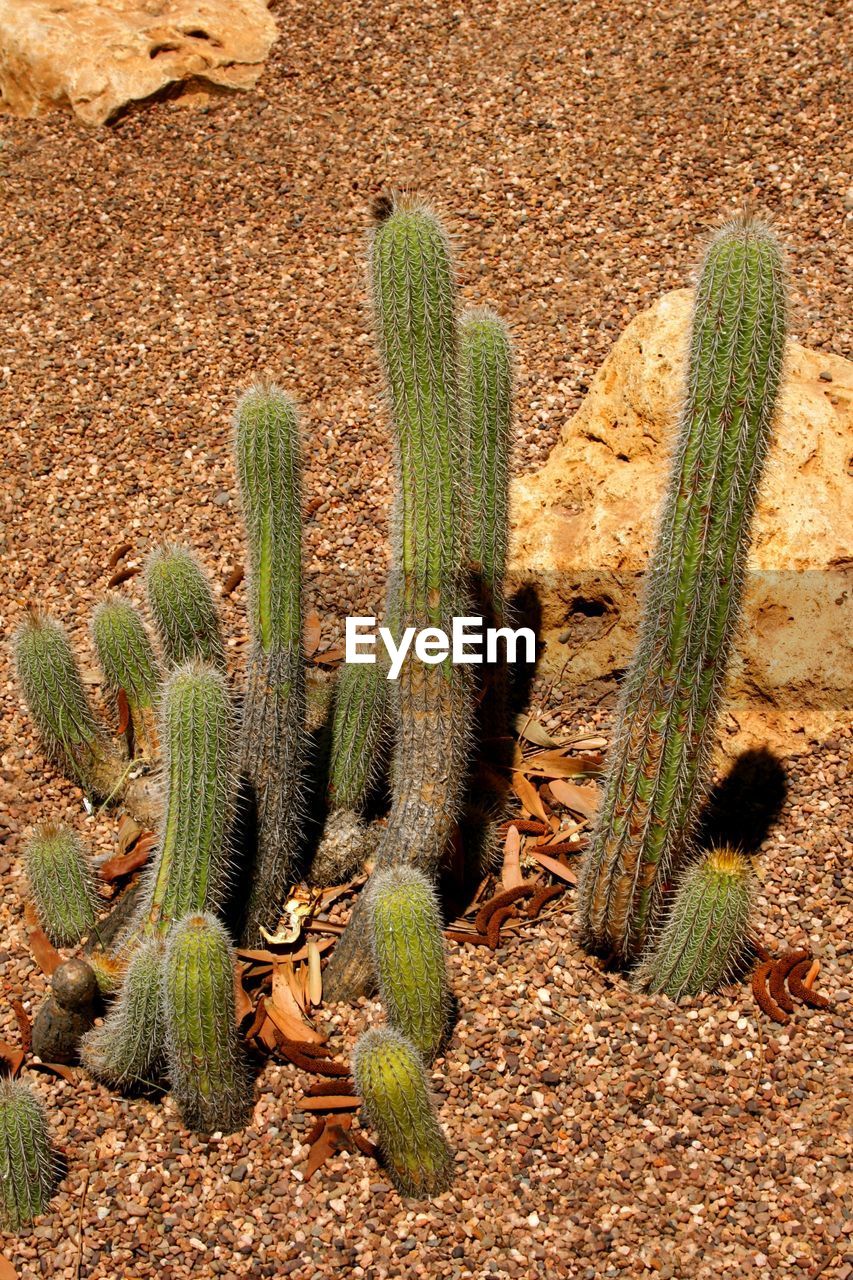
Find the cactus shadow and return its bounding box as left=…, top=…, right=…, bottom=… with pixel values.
left=696, top=746, right=788, bottom=856
left=506, top=582, right=544, bottom=720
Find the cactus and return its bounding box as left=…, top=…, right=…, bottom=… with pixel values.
left=81, top=936, right=165, bottom=1087
left=578, top=216, right=787, bottom=960
left=145, top=545, right=225, bottom=670
left=368, top=867, right=449, bottom=1062
left=635, top=847, right=754, bottom=999
left=140, top=662, right=235, bottom=933
left=234, top=382, right=306, bottom=944
left=163, top=913, right=252, bottom=1134
left=0, top=1080, right=54, bottom=1231
left=13, top=610, right=123, bottom=799
left=92, top=597, right=161, bottom=758
left=324, top=195, right=473, bottom=1000
left=308, top=659, right=390, bottom=887
left=353, top=1026, right=453, bottom=1198
left=23, top=824, right=99, bottom=947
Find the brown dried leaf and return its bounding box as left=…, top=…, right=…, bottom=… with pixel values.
left=116, top=814, right=143, bottom=857
left=514, top=715, right=559, bottom=748
left=298, top=1095, right=361, bottom=1112
left=29, top=1061, right=78, bottom=1083
left=307, top=942, right=323, bottom=1007
left=305, top=1114, right=353, bottom=1180
left=501, top=825, right=523, bottom=890
left=107, top=566, right=140, bottom=588
left=108, top=541, right=133, bottom=569
left=0, top=1253, right=19, bottom=1280
left=9, top=1000, right=31, bottom=1054
left=265, top=993, right=324, bottom=1045
left=304, top=610, right=322, bottom=658
left=511, top=772, right=549, bottom=824
left=314, top=646, right=345, bottom=666
left=526, top=849, right=579, bottom=885
left=28, top=928, right=62, bottom=976
left=548, top=779, right=599, bottom=818
left=115, top=688, right=131, bottom=737
left=234, top=968, right=253, bottom=1026
left=223, top=565, right=245, bottom=597
left=521, top=750, right=603, bottom=778
left=0, top=1042, right=25, bottom=1078
left=100, top=831, right=156, bottom=882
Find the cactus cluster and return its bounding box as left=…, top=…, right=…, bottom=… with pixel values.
left=578, top=216, right=787, bottom=970
left=0, top=1080, right=55, bottom=1232
left=145, top=545, right=225, bottom=671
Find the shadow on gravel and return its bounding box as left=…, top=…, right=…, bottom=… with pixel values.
left=697, top=746, right=789, bottom=856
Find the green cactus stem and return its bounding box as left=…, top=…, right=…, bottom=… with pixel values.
left=145, top=545, right=225, bottom=670
left=23, top=824, right=99, bottom=947
left=0, top=1080, right=55, bottom=1232
left=353, top=1026, right=453, bottom=1198
left=163, top=913, right=252, bottom=1134
left=92, top=597, right=161, bottom=759
left=308, top=659, right=390, bottom=888
left=234, top=382, right=306, bottom=945
left=141, top=662, right=235, bottom=934
left=578, top=216, right=787, bottom=960
left=81, top=936, right=165, bottom=1087
left=13, top=610, right=123, bottom=799
left=368, top=867, right=449, bottom=1062
left=324, top=194, right=473, bottom=1001
left=634, top=847, right=754, bottom=998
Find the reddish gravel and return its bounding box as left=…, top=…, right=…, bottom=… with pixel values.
left=0, top=0, right=850, bottom=1276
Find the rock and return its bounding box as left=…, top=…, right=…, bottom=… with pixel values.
left=509, top=289, right=852, bottom=754
left=32, top=958, right=99, bottom=1063
left=0, top=0, right=277, bottom=127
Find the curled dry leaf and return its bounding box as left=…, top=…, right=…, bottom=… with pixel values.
left=28, top=928, right=62, bottom=976
left=511, top=772, right=549, bottom=824
left=547, top=779, right=599, bottom=818
left=501, top=825, right=523, bottom=890
left=526, top=849, right=579, bottom=885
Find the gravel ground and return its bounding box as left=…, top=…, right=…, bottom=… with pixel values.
left=0, top=0, right=850, bottom=1276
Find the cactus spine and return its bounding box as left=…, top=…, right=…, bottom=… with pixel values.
left=24, top=824, right=99, bottom=947
left=13, top=611, right=122, bottom=798
left=578, top=216, right=787, bottom=960
left=368, top=867, right=449, bottom=1062
left=0, top=1081, right=54, bottom=1231
left=81, top=936, right=165, bottom=1087
left=324, top=195, right=473, bottom=1000
left=163, top=913, right=252, bottom=1134
left=309, top=659, right=390, bottom=887
left=234, top=382, right=306, bottom=944
left=353, top=1026, right=453, bottom=1198
left=635, top=847, right=754, bottom=998
left=141, top=662, right=235, bottom=933
left=92, top=597, right=161, bottom=758
left=145, top=545, right=225, bottom=670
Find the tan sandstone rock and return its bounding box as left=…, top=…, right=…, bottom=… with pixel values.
left=0, top=0, right=277, bottom=126
left=509, top=289, right=852, bottom=754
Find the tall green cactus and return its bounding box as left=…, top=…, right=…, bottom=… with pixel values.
left=0, top=1080, right=54, bottom=1231
left=368, top=867, right=449, bottom=1062
left=13, top=611, right=122, bottom=799
left=24, top=824, right=99, bottom=947
left=145, top=545, right=225, bottom=670
left=81, top=936, right=165, bottom=1087
left=325, top=195, right=473, bottom=1000
left=163, top=913, right=252, bottom=1134
left=634, top=847, right=754, bottom=999
left=234, top=382, right=306, bottom=944
left=578, top=216, right=787, bottom=960
left=92, top=597, right=161, bottom=758
left=308, top=659, right=390, bottom=887
left=141, top=662, right=235, bottom=933
left=353, top=1026, right=453, bottom=1198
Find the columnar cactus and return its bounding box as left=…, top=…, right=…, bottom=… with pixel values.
left=368, top=867, right=449, bottom=1062
left=13, top=611, right=122, bottom=799
left=92, top=597, right=161, bottom=758
left=81, top=936, right=165, bottom=1087
left=635, top=847, right=754, bottom=998
left=141, top=662, right=235, bottom=933
left=309, top=659, right=390, bottom=887
left=234, top=382, right=306, bottom=944
left=353, top=1026, right=453, bottom=1198
left=324, top=195, right=473, bottom=1000
left=23, top=824, right=99, bottom=947
left=144, top=545, right=225, bottom=670
left=578, top=216, right=787, bottom=959
left=0, top=1081, right=54, bottom=1232
left=163, top=913, right=252, bottom=1134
